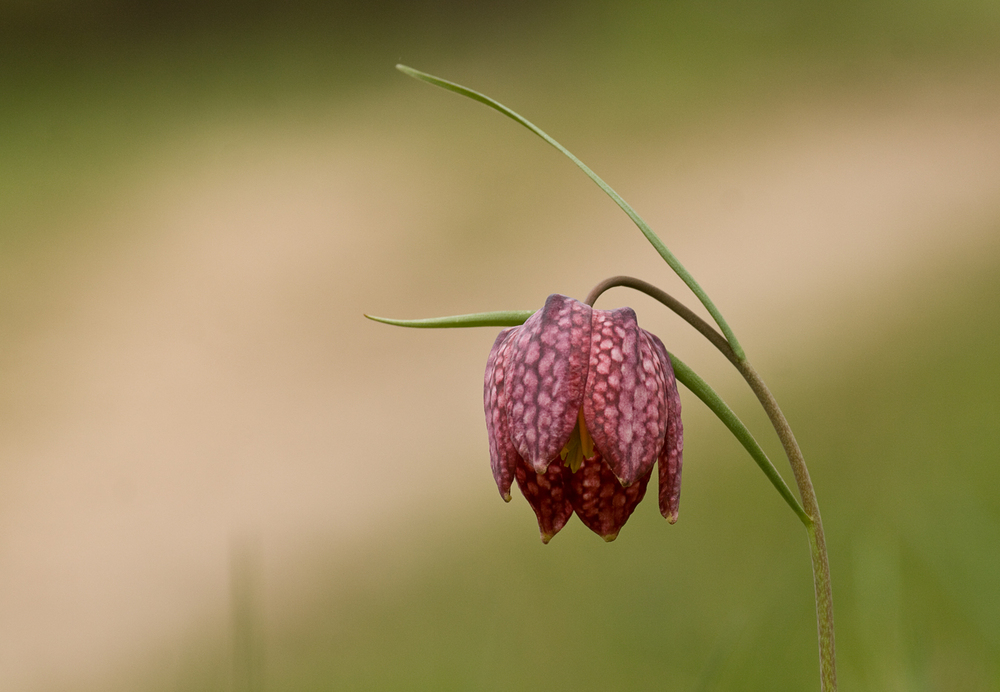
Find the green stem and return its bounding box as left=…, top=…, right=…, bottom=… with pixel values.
left=396, top=64, right=745, bottom=361
left=588, top=276, right=837, bottom=691
left=808, top=521, right=838, bottom=692
left=585, top=276, right=734, bottom=364
left=737, top=359, right=837, bottom=692
left=389, top=60, right=836, bottom=685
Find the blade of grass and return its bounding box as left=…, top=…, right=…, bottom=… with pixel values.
left=364, top=310, right=534, bottom=329
left=669, top=353, right=809, bottom=524
left=396, top=64, right=745, bottom=361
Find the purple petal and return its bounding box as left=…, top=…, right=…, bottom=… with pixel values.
left=582, top=308, right=668, bottom=487
left=485, top=327, right=521, bottom=501
left=514, top=457, right=574, bottom=543
left=567, top=453, right=651, bottom=542
left=647, top=333, right=683, bottom=523
left=505, top=294, right=591, bottom=474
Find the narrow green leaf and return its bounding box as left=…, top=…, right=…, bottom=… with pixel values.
left=396, top=64, right=746, bottom=361
left=669, top=353, right=810, bottom=525
left=365, top=310, right=533, bottom=329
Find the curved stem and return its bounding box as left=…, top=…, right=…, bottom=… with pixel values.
left=808, top=517, right=838, bottom=692
left=585, top=276, right=737, bottom=365
left=737, top=360, right=837, bottom=692
left=589, top=276, right=837, bottom=692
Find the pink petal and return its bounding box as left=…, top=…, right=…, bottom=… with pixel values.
left=582, top=308, right=668, bottom=487
left=514, top=457, right=574, bottom=543
left=647, top=333, right=683, bottom=523
left=484, top=328, right=521, bottom=501
left=505, top=295, right=591, bottom=474
left=567, top=452, right=651, bottom=542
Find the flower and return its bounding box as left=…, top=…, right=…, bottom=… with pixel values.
left=484, top=293, right=683, bottom=543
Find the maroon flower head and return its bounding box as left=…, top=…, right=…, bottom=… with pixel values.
left=484, top=294, right=683, bottom=542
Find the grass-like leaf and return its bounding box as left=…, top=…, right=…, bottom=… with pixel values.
left=396, top=64, right=745, bottom=361
left=364, top=311, right=533, bottom=329
left=670, top=353, right=809, bottom=523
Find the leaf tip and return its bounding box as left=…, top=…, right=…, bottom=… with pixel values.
left=396, top=64, right=420, bottom=79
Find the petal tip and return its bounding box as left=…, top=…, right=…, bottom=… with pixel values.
left=540, top=532, right=554, bottom=544
left=531, top=459, right=551, bottom=475
left=602, top=532, right=619, bottom=543
left=665, top=509, right=679, bottom=524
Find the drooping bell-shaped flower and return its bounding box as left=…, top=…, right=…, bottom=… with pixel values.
left=484, top=294, right=683, bottom=543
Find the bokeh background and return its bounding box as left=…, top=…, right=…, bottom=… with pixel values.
left=2, top=1, right=999, bottom=690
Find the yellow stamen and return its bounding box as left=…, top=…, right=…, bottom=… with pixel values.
left=559, top=409, right=595, bottom=473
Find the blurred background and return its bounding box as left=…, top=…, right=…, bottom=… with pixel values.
left=2, top=1, right=999, bottom=690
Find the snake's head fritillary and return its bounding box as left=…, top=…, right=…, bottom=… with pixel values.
left=484, top=294, right=683, bottom=543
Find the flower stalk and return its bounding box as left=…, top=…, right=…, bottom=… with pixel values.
left=585, top=277, right=836, bottom=690
left=376, top=66, right=838, bottom=691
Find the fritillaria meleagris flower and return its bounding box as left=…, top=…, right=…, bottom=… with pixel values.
left=484, top=294, right=683, bottom=543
